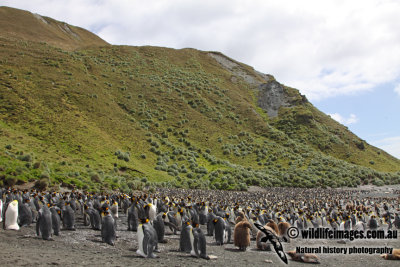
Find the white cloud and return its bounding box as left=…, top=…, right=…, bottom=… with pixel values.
left=394, top=84, right=400, bottom=96
left=3, top=0, right=400, bottom=101
left=371, top=136, right=400, bottom=159
left=328, top=113, right=358, bottom=125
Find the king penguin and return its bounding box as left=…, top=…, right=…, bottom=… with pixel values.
left=36, top=204, right=53, bottom=240
left=62, top=202, right=76, bottom=230
left=4, top=200, right=20, bottom=230
left=127, top=199, right=139, bottom=231
left=101, top=209, right=116, bottom=246
left=18, top=198, right=33, bottom=227
left=213, top=216, right=226, bottom=245
left=190, top=225, right=210, bottom=259
left=136, top=205, right=159, bottom=258
left=50, top=206, right=61, bottom=236
left=153, top=213, right=168, bottom=243
left=86, top=205, right=101, bottom=230
left=180, top=218, right=193, bottom=252
left=233, top=220, right=252, bottom=251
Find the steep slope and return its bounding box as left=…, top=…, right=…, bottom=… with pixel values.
left=0, top=7, right=399, bottom=192
left=0, top=6, right=108, bottom=50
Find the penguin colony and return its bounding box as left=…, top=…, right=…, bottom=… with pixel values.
left=0, top=186, right=399, bottom=263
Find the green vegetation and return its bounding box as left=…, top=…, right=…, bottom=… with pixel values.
left=0, top=6, right=399, bottom=192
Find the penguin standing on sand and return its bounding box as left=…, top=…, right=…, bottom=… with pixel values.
left=110, top=200, right=119, bottom=218
left=213, top=216, right=226, bottom=245
left=4, top=200, right=20, bottom=230
left=83, top=204, right=91, bottom=226
left=180, top=219, right=193, bottom=252
left=62, top=202, right=76, bottom=230
left=18, top=198, right=33, bottom=227
left=206, top=211, right=216, bottom=236
left=368, top=215, right=378, bottom=230
left=50, top=206, right=61, bottom=236
left=153, top=212, right=175, bottom=243
left=199, top=203, right=208, bottom=225
left=86, top=205, right=101, bottom=230
left=278, top=221, right=291, bottom=242
left=233, top=220, right=252, bottom=251
left=127, top=200, right=139, bottom=231
left=190, top=225, right=210, bottom=259
left=223, top=214, right=232, bottom=244
left=144, top=203, right=157, bottom=223
left=101, top=208, right=116, bottom=246
left=36, top=204, right=53, bottom=240
left=136, top=205, right=159, bottom=258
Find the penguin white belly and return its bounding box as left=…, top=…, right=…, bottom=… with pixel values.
left=136, top=224, right=146, bottom=257
left=190, top=228, right=196, bottom=256
left=111, top=204, right=119, bottom=218
left=5, top=201, right=20, bottom=230
left=223, top=229, right=228, bottom=244
left=149, top=206, right=156, bottom=222
left=176, top=213, right=182, bottom=228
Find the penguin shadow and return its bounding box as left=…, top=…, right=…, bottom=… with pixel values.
left=167, top=249, right=184, bottom=253
left=122, top=254, right=159, bottom=259
left=167, top=235, right=181, bottom=240
left=224, top=247, right=246, bottom=253
left=18, top=235, right=56, bottom=241
left=17, top=235, right=54, bottom=241
left=122, top=254, right=144, bottom=259
left=86, top=235, right=103, bottom=243
left=60, top=228, right=77, bottom=232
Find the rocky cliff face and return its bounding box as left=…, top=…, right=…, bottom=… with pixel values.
left=208, top=52, right=301, bottom=118
left=257, top=81, right=293, bottom=117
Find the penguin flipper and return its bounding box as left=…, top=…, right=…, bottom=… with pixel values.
left=254, top=222, right=288, bottom=264
left=142, top=231, right=149, bottom=256
left=36, top=215, right=41, bottom=236
left=192, top=230, right=200, bottom=258
left=164, top=221, right=178, bottom=231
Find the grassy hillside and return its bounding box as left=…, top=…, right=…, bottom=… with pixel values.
left=0, top=7, right=399, bottom=192
left=0, top=6, right=108, bottom=50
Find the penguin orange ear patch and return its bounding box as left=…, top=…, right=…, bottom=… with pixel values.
left=145, top=219, right=149, bottom=223
left=213, top=219, right=218, bottom=223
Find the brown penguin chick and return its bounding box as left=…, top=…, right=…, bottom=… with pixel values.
left=287, top=251, right=320, bottom=264
left=235, top=211, right=247, bottom=224
left=381, top=249, right=400, bottom=260
left=266, top=220, right=279, bottom=235
left=256, top=225, right=277, bottom=251
left=278, top=222, right=291, bottom=243
left=234, top=220, right=252, bottom=251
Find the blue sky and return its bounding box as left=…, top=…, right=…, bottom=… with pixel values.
left=2, top=0, right=400, bottom=159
